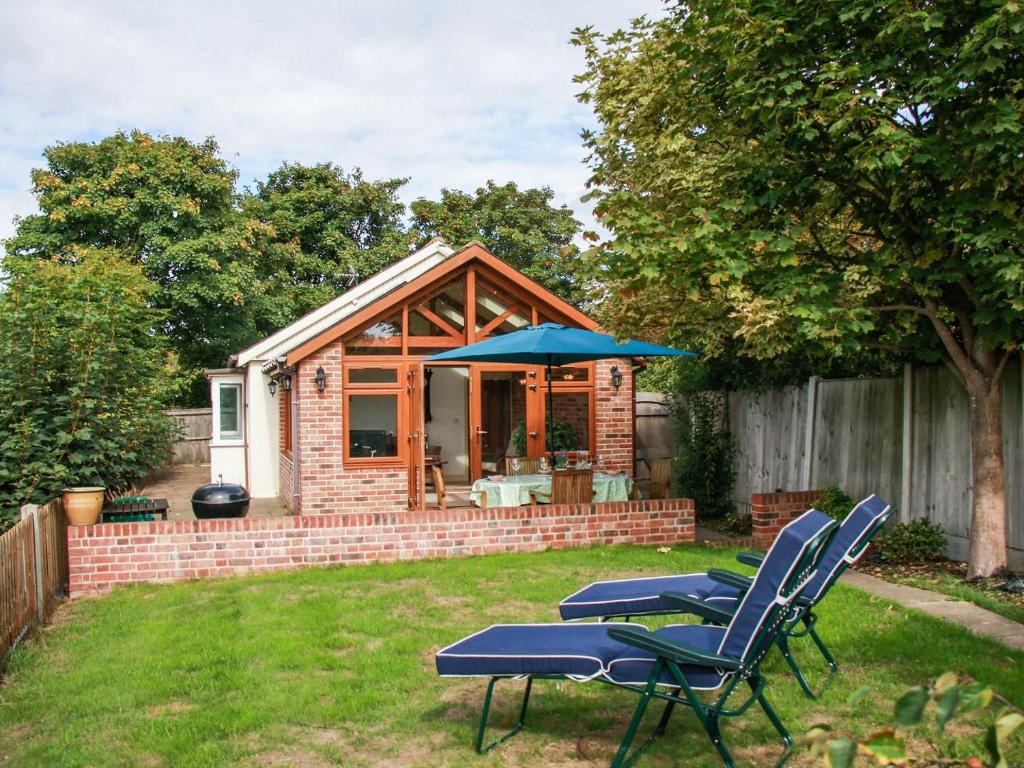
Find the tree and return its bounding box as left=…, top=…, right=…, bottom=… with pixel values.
left=0, top=252, right=174, bottom=521
left=574, top=0, right=1024, bottom=576
left=3, top=131, right=270, bottom=405
left=410, top=181, right=584, bottom=304
left=240, top=163, right=412, bottom=321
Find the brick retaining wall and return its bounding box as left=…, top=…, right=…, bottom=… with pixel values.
left=68, top=498, right=695, bottom=595
left=751, top=490, right=820, bottom=547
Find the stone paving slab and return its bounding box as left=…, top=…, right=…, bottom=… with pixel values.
left=142, top=464, right=289, bottom=521
left=842, top=570, right=1023, bottom=651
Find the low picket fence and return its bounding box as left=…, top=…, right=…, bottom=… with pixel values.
left=0, top=499, right=68, bottom=668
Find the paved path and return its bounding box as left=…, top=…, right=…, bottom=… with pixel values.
left=842, top=570, right=1023, bottom=651
left=142, top=465, right=289, bottom=521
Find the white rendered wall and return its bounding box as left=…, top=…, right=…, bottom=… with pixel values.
left=245, top=361, right=280, bottom=499
left=425, top=367, right=469, bottom=482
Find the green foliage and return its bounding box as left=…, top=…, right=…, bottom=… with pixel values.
left=573, top=3, right=1024, bottom=363
left=240, top=162, right=412, bottom=321
left=510, top=419, right=579, bottom=456
left=673, top=392, right=736, bottom=518
left=877, top=519, right=948, bottom=563
left=0, top=252, right=174, bottom=523
left=410, top=181, right=584, bottom=304
left=3, top=131, right=271, bottom=405
left=798, top=672, right=1019, bottom=767
left=816, top=487, right=856, bottom=521
left=573, top=0, right=1023, bottom=576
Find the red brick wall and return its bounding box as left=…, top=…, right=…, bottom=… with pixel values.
left=296, top=341, right=408, bottom=514
left=67, top=498, right=696, bottom=595
left=751, top=490, right=819, bottom=548
left=279, top=452, right=295, bottom=512
left=286, top=346, right=636, bottom=512
left=595, top=358, right=634, bottom=476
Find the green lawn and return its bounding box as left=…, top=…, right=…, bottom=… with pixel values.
left=1, top=545, right=1022, bottom=768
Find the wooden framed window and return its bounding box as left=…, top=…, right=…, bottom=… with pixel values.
left=343, top=363, right=406, bottom=466
left=281, top=386, right=293, bottom=456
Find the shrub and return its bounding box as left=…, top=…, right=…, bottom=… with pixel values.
left=673, top=391, right=736, bottom=518
left=877, top=519, right=947, bottom=563
left=0, top=252, right=175, bottom=523
left=816, top=486, right=855, bottom=520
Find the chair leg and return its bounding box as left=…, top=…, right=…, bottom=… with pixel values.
left=475, top=676, right=532, bottom=754
left=748, top=675, right=792, bottom=747
left=703, top=710, right=737, bottom=768
left=777, top=634, right=817, bottom=699
left=611, top=663, right=667, bottom=768
left=808, top=624, right=839, bottom=672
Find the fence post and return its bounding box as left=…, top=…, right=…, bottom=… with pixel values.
left=800, top=375, right=820, bottom=489
left=19, top=504, right=45, bottom=622
left=900, top=364, right=914, bottom=524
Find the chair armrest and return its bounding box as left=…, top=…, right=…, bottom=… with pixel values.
left=707, top=568, right=753, bottom=591
left=735, top=551, right=765, bottom=568
left=607, top=625, right=740, bottom=670
left=659, top=591, right=736, bottom=625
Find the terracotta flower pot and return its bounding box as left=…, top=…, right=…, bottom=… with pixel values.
left=62, top=487, right=105, bottom=526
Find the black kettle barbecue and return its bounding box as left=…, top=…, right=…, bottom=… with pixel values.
left=191, top=476, right=251, bottom=519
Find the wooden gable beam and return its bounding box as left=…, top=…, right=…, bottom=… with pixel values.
left=286, top=243, right=599, bottom=364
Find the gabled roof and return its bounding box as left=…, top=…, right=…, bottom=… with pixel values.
left=233, top=238, right=454, bottom=366
left=232, top=238, right=599, bottom=368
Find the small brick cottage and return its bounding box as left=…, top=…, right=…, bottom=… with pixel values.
left=208, top=239, right=636, bottom=514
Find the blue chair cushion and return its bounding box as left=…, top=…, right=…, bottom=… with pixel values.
left=802, top=495, right=890, bottom=604
left=436, top=623, right=731, bottom=690
left=559, top=574, right=741, bottom=621
left=605, top=624, right=728, bottom=689
left=436, top=624, right=634, bottom=679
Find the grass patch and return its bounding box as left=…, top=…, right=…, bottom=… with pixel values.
left=0, top=545, right=1021, bottom=767
left=858, top=559, right=1024, bottom=625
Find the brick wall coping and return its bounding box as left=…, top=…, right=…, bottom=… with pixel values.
left=68, top=498, right=696, bottom=595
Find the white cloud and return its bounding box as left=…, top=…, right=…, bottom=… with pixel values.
left=0, top=0, right=665, bottom=246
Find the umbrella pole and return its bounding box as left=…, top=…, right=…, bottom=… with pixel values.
left=546, top=356, right=555, bottom=467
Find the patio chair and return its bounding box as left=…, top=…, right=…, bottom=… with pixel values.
left=436, top=509, right=837, bottom=768
left=530, top=468, right=594, bottom=505
left=558, top=494, right=892, bottom=698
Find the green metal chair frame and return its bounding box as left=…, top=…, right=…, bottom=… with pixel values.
left=471, top=519, right=838, bottom=768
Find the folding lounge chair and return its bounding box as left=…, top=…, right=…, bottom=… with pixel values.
left=436, top=510, right=837, bottom=768
left=559, top=494, right=893, bottom=698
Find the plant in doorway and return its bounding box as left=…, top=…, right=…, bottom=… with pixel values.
left=510, top=420, right=580, bottom=457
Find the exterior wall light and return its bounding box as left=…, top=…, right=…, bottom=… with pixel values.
left=281, top=373, right=292, bottom=392
left=268, top=378, right=278, bottom=396
left=314, top=366, right=327, bottom=393
left=610, top=365, right=623, bottom=390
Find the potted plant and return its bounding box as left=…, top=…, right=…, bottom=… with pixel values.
left=62, top=486, right=105, bottom=526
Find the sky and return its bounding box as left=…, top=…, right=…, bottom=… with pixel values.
left=0, top=1, right=665, bottom=245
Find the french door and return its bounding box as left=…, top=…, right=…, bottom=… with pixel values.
left=469, top=365, right=545, bottom=479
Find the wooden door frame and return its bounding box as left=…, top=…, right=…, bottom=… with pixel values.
left=407, top=362, right=424, bottom=510
left=468, top=364, right=546, bottom=479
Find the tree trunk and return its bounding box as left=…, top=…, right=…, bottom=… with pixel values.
left=966, top=378, right=1008, bottom=579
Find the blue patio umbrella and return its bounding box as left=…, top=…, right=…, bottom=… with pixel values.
left=425, top=323, right=695, bottom=462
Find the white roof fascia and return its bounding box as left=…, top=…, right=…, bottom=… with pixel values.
left=235, top=239, right=454, bottom=366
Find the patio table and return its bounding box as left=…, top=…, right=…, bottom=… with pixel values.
left=470, top=472, right=634, bottom=507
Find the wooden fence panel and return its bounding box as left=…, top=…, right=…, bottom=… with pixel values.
left=37, top=500, right=69, bottom=616
left=640, top=355, right=1022, bottom=566
left=635, top=393, right=675, bottom=479
left=165, top=408, right=212, bottom=465
left=811, top=377, right=903, bottom=508
left=0, top=518, right=38, bottom=664
left=728, top=386, right=807, bottom=504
